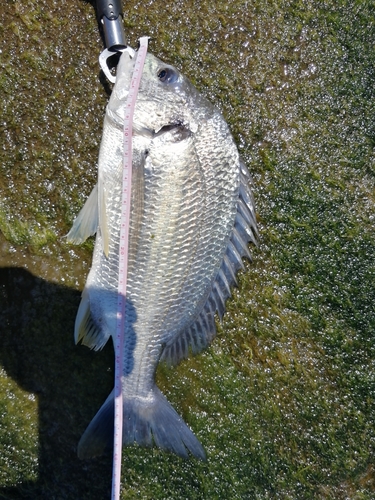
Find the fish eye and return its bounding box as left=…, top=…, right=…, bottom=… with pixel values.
left=157, top=68, right=178, bottom=84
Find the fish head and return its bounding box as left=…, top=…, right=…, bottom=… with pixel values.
left=107, top=50, right=211, bottom=138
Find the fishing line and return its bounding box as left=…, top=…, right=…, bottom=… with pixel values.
left=112, top=36, right=149, bottom=500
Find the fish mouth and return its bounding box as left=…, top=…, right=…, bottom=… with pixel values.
left=134, top=121, right=191, bottom=141
left=154, top=122, right=183, bottom=136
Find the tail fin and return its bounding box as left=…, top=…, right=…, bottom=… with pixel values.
left=77, top=387, right=206, bottom=461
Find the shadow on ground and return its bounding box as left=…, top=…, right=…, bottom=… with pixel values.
left=0, top=266, right=115, bottom=499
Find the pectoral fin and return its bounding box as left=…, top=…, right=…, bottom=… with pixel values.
left=66, top=184, right=99, bottom=244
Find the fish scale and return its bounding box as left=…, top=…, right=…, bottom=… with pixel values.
left=67, top=50, right=257, bottom=460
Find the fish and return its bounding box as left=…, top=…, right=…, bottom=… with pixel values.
left=67, top=48, right=258, bottom=461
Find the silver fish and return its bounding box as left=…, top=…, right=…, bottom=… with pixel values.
left=67, top=49, right=258, bottom=460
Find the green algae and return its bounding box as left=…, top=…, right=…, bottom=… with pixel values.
left=1, top=0, right=375, bottom=498
left=0, top=369, right=38, bottom=487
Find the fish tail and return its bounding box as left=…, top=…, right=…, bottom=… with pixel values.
left=77, top=387, right=206, bottom=461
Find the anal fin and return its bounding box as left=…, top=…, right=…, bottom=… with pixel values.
left=74, top=288, right=110, bottom=351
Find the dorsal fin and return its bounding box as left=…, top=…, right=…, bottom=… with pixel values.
left=160, top=161, right=258, bottom=366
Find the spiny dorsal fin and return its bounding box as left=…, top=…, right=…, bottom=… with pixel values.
left=160, top=160, right=258, bottom=367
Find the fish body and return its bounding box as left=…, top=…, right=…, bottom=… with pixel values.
left=67, top=50, right=257, bottom=460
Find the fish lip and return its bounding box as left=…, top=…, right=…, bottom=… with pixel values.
left=153, top=121, right=183, bottom=136
left=108, top=102, right=190, bottom=139
left=108, top=112, right=185, bottom=139
left=132, top=121, right=189, bottom=139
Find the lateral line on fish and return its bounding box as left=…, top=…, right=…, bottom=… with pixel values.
left=112, top=36, right=149, bottom=500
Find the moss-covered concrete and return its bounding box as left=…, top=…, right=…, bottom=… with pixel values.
left=0, top=0, right=374, bottom=498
